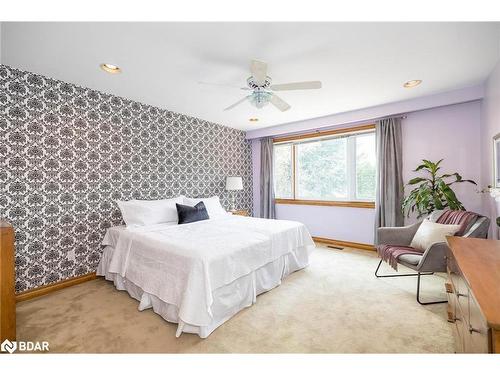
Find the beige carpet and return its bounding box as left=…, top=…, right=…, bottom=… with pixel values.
left=16, top=244, right=454, bottom=353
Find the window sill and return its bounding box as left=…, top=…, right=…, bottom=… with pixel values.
left=274, top=199, right=375, bottom=209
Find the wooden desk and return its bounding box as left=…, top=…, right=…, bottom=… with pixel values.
left=0, top=220, right=15, bottom=341
left=445, top=236, right=500, bottom=353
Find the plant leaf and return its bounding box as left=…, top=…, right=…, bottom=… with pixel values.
left=441, top=173, right=460, bottom=179
left=439, top=181, right=464, bottom=210
left=408, top=177, right=427, bottom=185
left=414, top=164, right=428, bottom=172
left=447, top=179, right=477, bottom=186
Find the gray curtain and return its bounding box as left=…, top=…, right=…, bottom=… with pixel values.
left=374, top=117, right=404, bottom=242
left=260, top=137, right=276, bottom=219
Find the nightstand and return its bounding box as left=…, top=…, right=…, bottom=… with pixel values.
left=230, top=209, right=249, bottom=216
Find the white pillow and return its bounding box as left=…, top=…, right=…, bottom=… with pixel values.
left=410, top=220, right=461, bottom=251
left=183, top=196, right=228, bottom=218
left=117, top=196, right=184, bottom=227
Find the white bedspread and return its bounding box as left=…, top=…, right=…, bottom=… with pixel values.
left=100, top=215, right=315, bottom=328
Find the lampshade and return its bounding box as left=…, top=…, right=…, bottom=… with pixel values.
left=226, top=176, right=243, bottom=191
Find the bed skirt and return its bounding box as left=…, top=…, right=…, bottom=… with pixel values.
left=97, top=245, right=311, bottom=338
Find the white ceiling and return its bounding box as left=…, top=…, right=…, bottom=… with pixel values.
left=2, top=22, right=500, bottom=131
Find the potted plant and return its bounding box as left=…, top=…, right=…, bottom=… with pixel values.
left=402, top=159, right=477, bottom=218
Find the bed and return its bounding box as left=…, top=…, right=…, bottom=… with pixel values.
left=97, top=213, right=315, bottom=338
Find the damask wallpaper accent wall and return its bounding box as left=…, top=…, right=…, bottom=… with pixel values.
left=0, top=65, right=253, bottom=293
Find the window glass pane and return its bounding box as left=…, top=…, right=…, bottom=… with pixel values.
left=296, top=138, right=347, bottom=200
left=355, top=133, right=376, bottom=200
left=273, top=143, right=293, bottom=199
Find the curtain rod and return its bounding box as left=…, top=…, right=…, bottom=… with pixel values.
left=275, top=114, right=408, bottom=139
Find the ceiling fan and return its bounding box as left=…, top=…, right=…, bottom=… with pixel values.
left=201, top=60, right=322, bottom=112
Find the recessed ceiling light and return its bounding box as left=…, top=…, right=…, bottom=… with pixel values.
left=249, top=118, right=259, bottom=122
left=403, top=79, right=422, bottom=88
left=100, top=63, right=121, bottom=74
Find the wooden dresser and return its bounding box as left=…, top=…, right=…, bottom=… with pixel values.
left=0, top=220, right=16, bottom=341
left=445, top=236, right=500, bottom=353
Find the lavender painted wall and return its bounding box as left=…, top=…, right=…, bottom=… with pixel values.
left=252, top=100, right=483, bottom=244
left=480, top=59, right=500, bottom=238
left=403, top=101, right=483, bottom=224
left=276, top=204, right=376, bottom=244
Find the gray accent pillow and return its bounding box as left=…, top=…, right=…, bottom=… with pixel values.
left=176, top=202, right=209, bottom=224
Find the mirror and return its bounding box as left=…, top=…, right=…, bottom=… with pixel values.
left=494, top=133, right=500, bottom=188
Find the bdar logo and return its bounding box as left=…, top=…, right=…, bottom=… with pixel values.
left=1, top=339, right=17, bottom=354
left=0, top=339, right=49, bottom=353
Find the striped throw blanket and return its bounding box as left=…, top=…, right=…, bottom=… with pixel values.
left=435, top=210, right=479, bottom=236
left=377, top=244, right=424, bottom=270
left=377, top=210, right=479, bottom=270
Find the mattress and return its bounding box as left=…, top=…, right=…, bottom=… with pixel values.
left=97, top=215, right=315, bottom=337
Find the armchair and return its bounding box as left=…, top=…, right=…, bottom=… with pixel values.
left=375, top=211, right=489, bottom=305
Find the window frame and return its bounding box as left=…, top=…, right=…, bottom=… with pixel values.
left=273, top=124, right=376, bottom=209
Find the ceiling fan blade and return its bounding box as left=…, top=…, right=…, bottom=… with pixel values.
left=270, top=81, right=322, bottom=91
left=270, top=94, right=291, bottom=112
left=198, top=81, right=250, bottom=90
left=250, top=60, right=267, bottom=86
left=224, top=96, right=251, bottom=111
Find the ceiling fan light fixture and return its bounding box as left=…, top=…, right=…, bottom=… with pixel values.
left=221, top=59, right=322, bottom=112
left=249, top=91, right=272, bottom=108
left=100, top=63, right=121, bottom=74
left=249, top=118, right=259, bottom=122
left=403, top=79, right=422, bottom=88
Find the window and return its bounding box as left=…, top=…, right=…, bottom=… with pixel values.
left=296, top=137, right=348, bottom=200
left=355, top=133, right=376, bottom=200
left=273, top=126, right=376, bottom=206
left=273, top=143, right=293, bottom=199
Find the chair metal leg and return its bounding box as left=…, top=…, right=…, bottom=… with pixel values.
left=375, top=259, right=446, bottom=305
left=416, top=272, right=447, bottom=305
left=374, top=259, right=433, bottom=278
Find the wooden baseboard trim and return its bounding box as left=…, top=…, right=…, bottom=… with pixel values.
left=15, top=272, right=97, bottom=302
left=313, top=236, right=375, bottom=251
left=275, top=199, right=375, bottom=209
